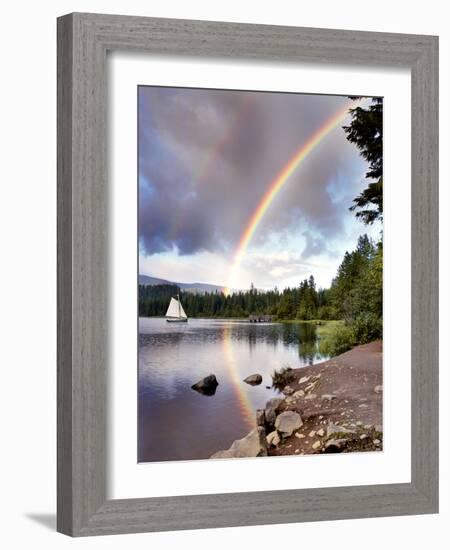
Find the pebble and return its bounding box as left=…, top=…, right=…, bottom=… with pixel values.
left=295, top=449, right=300, bottom=454
left=360, top=434, right=368, bottom=440
left=373, top=439, right=381, bottom=446
left=312, top=441, right=321, bottom=450
left=318, top=415, right=323, bottom=420
left=295, top=433, right=305, bottom=439
left=358, top=404, right=368, bottom=409
left=299, top=375, right=312, bottom=385
left=374, top=385, right=383, bottom=394
left=316, top=428, right=325, bottom=437
left=356, top=421, right=363, bottom=426
left=321, top=394, right=337, bottom=401
left=364, top=424, right=372, bottom=430
left=308, top=430, right=316, bottom=438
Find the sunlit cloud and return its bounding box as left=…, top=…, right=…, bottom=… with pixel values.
left=138, top=87, right=380, bottom=290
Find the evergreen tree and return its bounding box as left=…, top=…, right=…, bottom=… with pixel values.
left=343, top=97, right=383, bottom=224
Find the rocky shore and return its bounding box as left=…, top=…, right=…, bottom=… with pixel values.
left=210, top=340, right=383, bottom=459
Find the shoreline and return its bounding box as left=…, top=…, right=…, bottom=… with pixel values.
left=211, top=340, right=383, bottom=458
left=139, top=316, right=341, bottom=323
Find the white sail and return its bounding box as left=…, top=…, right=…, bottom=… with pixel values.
left=178, top=301, right=188, bottom=319
left=165, top=296, right=188, bottom=319
left=165, top=297, right=180, bottom=318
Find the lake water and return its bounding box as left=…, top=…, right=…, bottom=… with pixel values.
left=138, top=317, right=328, bottom=462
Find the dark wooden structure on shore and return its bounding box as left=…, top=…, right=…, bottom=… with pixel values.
left=248, top=314, right=273, bottom=323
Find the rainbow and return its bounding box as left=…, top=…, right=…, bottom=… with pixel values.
left=224, top=102, right=353, bottom=295
left=221, top=325, right=255, bottom=429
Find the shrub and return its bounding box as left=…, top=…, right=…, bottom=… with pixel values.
left=319, top=324, right=356, bottom=357
left=271, top=366, right=295, bottom=389
left=319, top=314, right=382, bottom=357
left=351, top=313, right=382, bottom=344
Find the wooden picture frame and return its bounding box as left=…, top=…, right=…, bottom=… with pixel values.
left=57, top=12, right=438, bottom=536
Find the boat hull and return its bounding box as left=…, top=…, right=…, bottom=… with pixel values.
left=166, top=318, right=188, bottom=323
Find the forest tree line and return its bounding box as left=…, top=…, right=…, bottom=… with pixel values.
left=139, top=233, right=382, bottom=330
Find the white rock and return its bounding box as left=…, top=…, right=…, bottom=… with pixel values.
left=360, top=434, right=368, bottom=440
left=299, top=375, right=312, bottom=385
left=295, top=432, right=305, bottom=439
left=211, top=427, right=267, bottom=458
left=312, top=441, right=321, bottom=450
left=266, top=430, right=281, bottom=447
left=373, top=439, right=381, bottom=446
left=275, top=411, right=303, bottom=437
left=374, top=385, right=383, bottom=394
left=308, top=430, right=316, bottom=438
left=316, top=428, right=325, bottom=437
left=304, top=382, right=317, bottom=393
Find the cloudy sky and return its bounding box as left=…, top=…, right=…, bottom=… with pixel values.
left=138, top=86, right=381, bottom=291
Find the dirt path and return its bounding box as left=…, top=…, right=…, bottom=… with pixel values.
left=268, top=340, right=383, bottom=456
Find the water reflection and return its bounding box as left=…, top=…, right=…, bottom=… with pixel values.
left=138, top=318, right=327, bottom=462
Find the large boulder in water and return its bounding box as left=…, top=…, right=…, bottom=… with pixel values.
left=210, top=427, right=267, bottom=459
left=243, top=374, right=263, bottom=385
left=191, top=374, right=218, bottom=396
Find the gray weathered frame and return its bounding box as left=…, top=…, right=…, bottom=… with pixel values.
left=57, top=12, right=438, bottom=536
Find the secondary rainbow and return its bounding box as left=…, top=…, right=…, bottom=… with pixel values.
left=224, top=102, right=353, bottom=296
left=169, top=94, right=255, bottom=240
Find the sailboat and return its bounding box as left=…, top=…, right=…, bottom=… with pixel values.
left=165, top=294, right=188, bottom=323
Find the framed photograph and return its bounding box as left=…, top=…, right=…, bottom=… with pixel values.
left=57, top=13, right=438, bottom=536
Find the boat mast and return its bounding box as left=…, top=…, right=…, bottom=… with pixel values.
left=178, top=292, right=181, bottom=318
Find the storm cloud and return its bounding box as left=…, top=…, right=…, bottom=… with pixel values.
left=138, top=86, right=369, bottom=262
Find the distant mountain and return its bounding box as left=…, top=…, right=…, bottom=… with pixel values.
left=139, top=274, right=226, bottom=294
